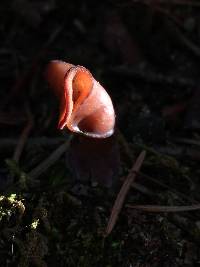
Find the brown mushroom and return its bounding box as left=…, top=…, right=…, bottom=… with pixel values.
left=45, top=60, right=118, bottom=187
left=45, top=60, right=115, bottom=138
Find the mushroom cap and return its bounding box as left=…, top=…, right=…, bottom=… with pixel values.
left=45, top=60, right=115, bottom=138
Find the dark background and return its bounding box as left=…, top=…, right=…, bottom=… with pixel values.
left=0, top=0, right=200, bottom=266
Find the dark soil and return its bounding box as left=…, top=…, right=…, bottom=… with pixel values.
left=1, top=1, right=200, bottom=266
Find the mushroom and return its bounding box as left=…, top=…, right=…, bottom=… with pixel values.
left=45, top=60, right=115, bottom=138
left=45, top=60, right=118, bottom=187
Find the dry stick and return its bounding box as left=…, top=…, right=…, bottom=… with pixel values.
left=157, top=145, right=200, bottom=162
left=174, top=25, right=200, bottom=58
left=138, top=171, right=199, bottom=205
left=138, top=171, right=200, bottom=222
left=13, top=108, right=34, bottom=163
left=29, top=135, right=72, bottom=180
left=0, top=137, right=66, bottom=148
left=105, top=150, right=146, bottom=237
left=117, top=129, right=134, bottom=165
left=159, top=0, right=200, bottom=6
left=126, top=204, right=200, bottom=213
left=134, top=143, right=200, bottom=205
left=13, top=121, right=33, bottom=162
left=118, top=130, right=152, bottom=196
left=129, top=1, right=200, bottom=58
left=0, top=112, right=26, bottom=125
left=118, top=130, right=198, bottom=206
left=0, top=136, right=66, bottom=149
left=172, top=137, right=200, bottom=147
left=157, top=4, right=200, bottom=58
left=120, top=176, right=154, bottom=196
left=109, top=66, right=195, bottom=88
left=120, top=130, right=198, bottom=205
left=131, top=0, right=200, bottom=7
left=131, top=182, right=154, bottom=196
left=3, top=26, right=63, bottom=107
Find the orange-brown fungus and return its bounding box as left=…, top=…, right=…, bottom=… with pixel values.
left=72, top=70, right=92, bottom=102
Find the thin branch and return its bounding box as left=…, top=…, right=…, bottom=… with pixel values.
left=104, top=150, right=146, bottom=237
left=172, top=137, right=200, bottom=147
left=126, top=204, right=200, bottom=212
left=109, top=66, right=195, bottom=88
left=173, top=23, right=200, bottom=58
left=0, top=112, right=26, bottom=125
left=29, top=135, right=72, bottom=180
left=138, top=171, right=199, bottom=205
left=3, top=25, right=64, bottom=107
left=0, top=137, right=66, bottom=148
left=131, top=0, right=200, bottom=7
left=13, top=106, right=34, bottom=163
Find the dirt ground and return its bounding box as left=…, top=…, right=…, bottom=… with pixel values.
left=1, top=1, right=200, bottom=266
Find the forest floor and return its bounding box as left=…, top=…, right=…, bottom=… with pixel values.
left=1, top=1, right=200, bottom=266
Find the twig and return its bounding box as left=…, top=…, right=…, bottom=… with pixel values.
left=117, top=129, right=134, bottom=165
left=120, top=138, right=190, bottom=200
left=172, top=22, right=200, bottom=58
left=29, top=135, right=72, bottom=180
left=133, top=143, right=200, bottom=206
left=126, top=203, right=200, bottom=212
left=131, top=0, right=200, bottom=7
left=170, top=214, right=200, bottom=245
left=138, top=171, right=199, bottom=205
left=120, top=1, right=200, bottom=58
left=120, top=177, right=154, bottom=196
left=0, top=112, right=26, bottom=125
left=109, top=66, right=195, bottom=88
left=156, top=145, right=200, bottom=162
left=172, top=137, right=200, bottom=147
left=104, top=150, right=146, bottom=237
left=132, top=182, right=154, bottom=196
left=138, top=170, right=200, bottom=221
left=13, top=106, right=34, bottom=163
left=0, top=137, right=66, bottom=148
left=3, top=26, right=64, bottom=107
